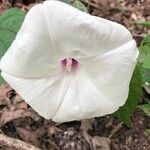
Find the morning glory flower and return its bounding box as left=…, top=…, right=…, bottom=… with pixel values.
left=0, top=0, right=138, bottom=122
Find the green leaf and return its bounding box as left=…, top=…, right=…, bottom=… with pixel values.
left=72, top=0, right=87, bottom=12
left=61, top=0, right=71, bottom=5
left=114, top=65, right=142, bottom=127
left=138, top=104, right=150, bottom=116
left=0, top=71, right=5, bottom=85
left=0, top=8, right=26, bottom=58
left=60, top=0, right=87, bottom=12
left=142, top=34, right=150, bottom=44
left=141, top=54, right=150, bottom=69
left=0, top=8, right=26, bottom=84
left=135, top=21, right=150, bottom=27
left=141, top=68, right=150, bottom=87
left=138, top=34, right=150, bottom=87
left=139, top=35, right=150, bottom=70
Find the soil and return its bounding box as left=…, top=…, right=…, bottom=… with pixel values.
left=0, top=0, right=150, bottom=150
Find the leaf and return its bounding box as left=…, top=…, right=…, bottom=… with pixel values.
left=142, top=68, right=150, bottom=86
left=72, top=0, right=87, bottom=12
left=0, top=72, right=5, bottom=85
left=60, top=0, right=87, bottom=12
left=141, top=55, right=150, bottom=69
left=61, top=0, right=71, bottom=5
left=139, top=51, right=150, bottom=69
left=0, top=8, right=26, bottom=84
left=139, top=35, right=150, bottom=70
left=138, top=104, right=150, bottom=116
left=138, top=34, right=150, bottom=88
left=0, top=109, right=41, bottom=127
left=135, top=21, right=150, bottom=27
left=142, top=34, right=150, bottom=44
left=114, top=64, right=142, bottom=127
left=0, top=8, right=26, bottom=58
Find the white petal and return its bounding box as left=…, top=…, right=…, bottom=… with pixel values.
left=1, top=71, right=73, bottom=119
left=53, top=40, right=138, bottom=122
left=1, top=40, right=138, bottom=122
left=43, top=0, right=132, bottom=58
left=0, top=3, right=59, bottom=78
left=79, top=40, right=138, bottom=108
left=0, top=1, right=139, bottom=122
left=1, top=0, right=133, bottom=77
left=2, top=69, right=117, bottom=122
left=53, top=69, right=117, bottom=122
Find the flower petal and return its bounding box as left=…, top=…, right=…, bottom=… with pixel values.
left=54, top=40, right=138, bottom=122
left=0, top=1, right=139, bottom=122
left=1, top=40, right=138, bottom=122
left=53, top=69, right=117, bottom=122
left=1, top=71, right=74, bottom=119
left=43, top=0, right=132, bottom=58
left=0, top=3, right=59, bottom=78
left=1, top=68, right=117, bottom=122
left=1, top=0, right=133, bottom=77
left=79, top=40, right=138, bottom=107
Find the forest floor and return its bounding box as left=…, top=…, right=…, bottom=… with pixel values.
left=0, top=0, right=150, bottom=150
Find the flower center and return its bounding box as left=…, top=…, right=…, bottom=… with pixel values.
left=61, top=58, right=78, bottom=72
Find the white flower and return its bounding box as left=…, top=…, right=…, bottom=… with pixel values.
left=0, top=0, right=138, bottom=122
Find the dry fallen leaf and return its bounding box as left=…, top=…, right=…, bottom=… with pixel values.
left=92, top=136, right=111, bottom=150
left=16, top=127, right=47, bottom=147
left=0, top=109, right=41, bottom=127
left=94, top=0, right=116, bottom=8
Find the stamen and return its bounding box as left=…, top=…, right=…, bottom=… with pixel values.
left=61, top=58, right=78, bottom=72
left=66, top=58, right=72, bottom=72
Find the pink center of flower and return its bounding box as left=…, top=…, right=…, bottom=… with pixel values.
left=61, top=58, right=78, bottom=72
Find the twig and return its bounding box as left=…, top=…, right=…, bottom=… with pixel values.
left=0, top=134, right=41, bottom=150
left=108, top=122, right=123, bottom=138
left=0, top=129, right=4, bottom=134
left=80, top=119, right=94, bottom=131
left=81, top=119, right=94, bottom=149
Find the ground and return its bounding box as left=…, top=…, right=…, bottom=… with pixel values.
left=0, top=0, right=150, bottom=150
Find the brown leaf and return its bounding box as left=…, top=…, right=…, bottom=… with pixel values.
left=92, top=136, right=111, bottom=150
left=131, top=12, right=138, bottom=20
left=0, top=84, right=12, bottom=97
left=0, top=96, right=7, bottom=107
left=94, top=0, right=117, bottom=9
left=0, top=109, right=41, bottom=127
left=0, top=85, right=13, bottom=108
left=15, top=101, right=28, bottom=109
left=0, top=133, right=41, bottom=150
left=13, top=95, right=24, bottom=105
left=16, top=127, right=46, bottom=147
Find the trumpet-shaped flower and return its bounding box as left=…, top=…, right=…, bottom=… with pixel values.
left=0, top=0, right=138, bottom=122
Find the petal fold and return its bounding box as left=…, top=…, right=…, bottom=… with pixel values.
left=79, top=40, right=138, bottom=108
left=1, top=72, right=73, bottom=119
left=0, top=3, right=59, bottom=78
left=43, top=0, right=132, bottom=58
